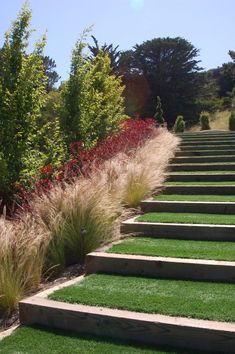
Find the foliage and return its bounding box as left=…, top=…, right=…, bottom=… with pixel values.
left=154, top=96, right=164, bottom=125
left=88, top=35, right=121, bottom=75
left=0, top=4, right=65, bottom=196
left=60, top=33, right=126, bottom=147
left=119, top=37, right=202, bottom=125
left=173, top=115, right=185, bottom=133
left=200, top=111, right=210, bottom=130
left=229, top=112, right=235, bottom=131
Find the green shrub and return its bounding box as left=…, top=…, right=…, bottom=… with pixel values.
left=173, top=115, right=185, bottom=133
left=200, top=111, right=210, bottom=130
left=229, top=112, right=235, bottom=131
left=154, top=96, right=165, bottom=125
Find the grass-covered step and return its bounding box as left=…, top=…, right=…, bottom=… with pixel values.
left=48, top=274, right=235, bottom=323
left=0, top=325, right=160, bottom=354
left=154, top=194, right=235, bottom=202
left=107, top=237, right=235, bottom=261
left=180, top=145, right=235, bottom=151
left=172, top=156, right=235, bottom=163
left=121, top=217, right=235, bottom=241
left=0, top=325, right=186, bottom=354
left=19, top=294, right=235, bottom=354
left=161, top=185, right=235, bottom=195
left=176, top=149, right=235, bottom=157
left=170, top=163, right=235, bottom=172
left=86, top=251, right=235, bottom=282
left=180, top=140, right=235, bottom=146
left=137, top=212, right=235, bottom=225
left=167, top=172, right=235, bottom=182
left=166, top=181, right=235, bottom=185
left=140, top=199, right=235, bottom=214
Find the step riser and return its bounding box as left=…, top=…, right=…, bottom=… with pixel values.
left=86, top=253, right=235, bottom=283
left=121, top=221, right=235, bottom=241
left=167, top=174, right=235, bottom=182
left=176, top=150, right=235, bottom=156
left=170, top=165, right=235, bottom=171
left=140, top=201, right=235, bottom=214
left=162, top=186, right=235, bottom=194
left=172, top=157, right=235, bottom=163
left=19, top=297, right=235, bottom=354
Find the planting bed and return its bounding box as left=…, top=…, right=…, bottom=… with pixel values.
left=107, top=237, right=235, bottom=261
left=48, top=274, right=235, bottom=322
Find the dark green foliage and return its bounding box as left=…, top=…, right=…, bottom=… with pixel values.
left=42, top=56, right=60, bottom=91
left=154, top=96, right=164, bottom=124
left=119, top=37, right=202, bottom=125
left=173, top=115, right=185, bottom=133
left=88, top=35, right=121, bottom=75
left=200, top=111, right=210, bottom=130
left=229, top=111, right=235, bottom=131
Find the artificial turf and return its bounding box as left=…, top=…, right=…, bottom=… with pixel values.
left=0, top=325, right=197, bottom=354
left=137, top=212, right=235, bottom=225
left=154, top=194, right=235, bottom=202
left=49, top=274, right=235, bottom=322
left=107, top=237, right=235, bottom=261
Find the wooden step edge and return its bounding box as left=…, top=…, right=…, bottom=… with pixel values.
left=19, top=295, right=235, bottom=353
left=121, top=217, right=235, bottom=241
left=86, top=252, right=235, bottom=282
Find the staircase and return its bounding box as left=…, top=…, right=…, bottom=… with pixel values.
left=19, top=131, right=235, bottom=353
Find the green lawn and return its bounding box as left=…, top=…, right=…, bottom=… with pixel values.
left=137, top=212, right=235, bottom=225
left=165, top=181, right=235, bottom=185
left=107, top=237, right=235, bottom=261
left=168, top=171, right=235, bottom=174
left=0, top=325, right=196, bottom=354
left=49, top=274, right=235, bottom=322
left=154, top=194, right=235, bottom=202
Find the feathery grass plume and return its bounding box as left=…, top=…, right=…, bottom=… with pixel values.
left=32, top=173, right=122, bottom=275
left=0, top=215, right=46, bottom=315
left=121, top=129, right=180, bottom=207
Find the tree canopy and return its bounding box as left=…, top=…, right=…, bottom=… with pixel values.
left=119, top=37, right=202, bottom=125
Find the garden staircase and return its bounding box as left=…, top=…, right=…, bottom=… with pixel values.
left=19, top=131, right=235, bottom=353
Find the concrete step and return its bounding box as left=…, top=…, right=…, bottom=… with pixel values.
left=140, top=199, right=235, bottom=214
left=176, top=150, right=235, bottom=156
left=180, top=144, right=235, bottom=151
left=172, top=156, right=235, bottom=164
left=86, top=252, right=235, bottom=283
left=19, top=287, right=235, bottom=354
left=167, top=173, right=235, bottom=182
left=121, top=217, right=235, bottom=241
left=170, top=163, right=235, bottom=172
left=161, top=185, right=235, bottom=195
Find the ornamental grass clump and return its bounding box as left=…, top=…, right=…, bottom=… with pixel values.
left=0, top=216, right=46, bottom=315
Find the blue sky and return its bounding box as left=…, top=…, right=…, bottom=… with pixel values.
left=1, top=0, right=234, bottom=82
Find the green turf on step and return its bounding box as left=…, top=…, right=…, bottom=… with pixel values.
left=107, top=237, right=235, bottom=261
left=165, top=181, right=235, bottom=185
left=0, top=325, right=194, bottom=354
left=49, top=274, right=235, bottom=322
left=168, top=171, right=235, bottom=174
left=154, top=194, right=235, bottom=202
left=137, top=212, right=235, bottom=225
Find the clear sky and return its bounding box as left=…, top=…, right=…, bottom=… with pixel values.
left=1, top=0, right=235, bottom=82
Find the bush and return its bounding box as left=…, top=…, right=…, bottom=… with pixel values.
left=229, top=112, right=235, bottom=131
left=200, top=111, right=210, bottom=130
left=173, top=115, right=185, bottom=133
